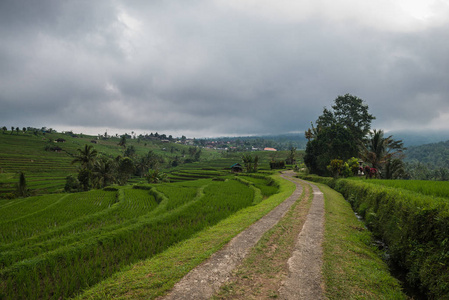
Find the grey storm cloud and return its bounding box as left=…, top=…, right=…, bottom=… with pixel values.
left=1, top=0, right=449, bottom=137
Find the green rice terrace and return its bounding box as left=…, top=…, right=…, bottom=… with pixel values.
left=0, top=130, right=286, bottom=197
left=3, top=130, right=449, bottom=299
left=0, top=172, right=280, bottom=299
left=0, top=130, right=290, bottom=299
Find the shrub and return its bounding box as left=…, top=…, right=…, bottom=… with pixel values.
left=64, top=175, right=80, bottom=192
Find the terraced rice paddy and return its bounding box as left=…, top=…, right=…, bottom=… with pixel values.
left=0, top=174, right=279, bottom=299
left=365, top=179, right=449, bottom=199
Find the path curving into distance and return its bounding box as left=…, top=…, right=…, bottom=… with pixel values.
left=162, top=171, right=325, bottom=299
left=278, top=178, right=325, bottom=299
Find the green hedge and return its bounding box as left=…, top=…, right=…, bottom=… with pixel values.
left=298, top=174, right=449, bottom=299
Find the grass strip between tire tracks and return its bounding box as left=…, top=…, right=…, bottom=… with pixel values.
left=213, top=177, right=312, bottom=299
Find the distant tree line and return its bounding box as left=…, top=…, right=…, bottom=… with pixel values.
left=1, top=126, right=55, bottom=136
left=401, top=137, right=449, bottom=180
left=66, top=141, right=203, bottom=192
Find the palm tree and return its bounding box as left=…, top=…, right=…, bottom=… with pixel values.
left=359, top=129, right=405, bottom=174
left=242, top=154, right=252, bottom=173
left=92, top=156, right=116, bottom=188
left=72, top=144, right=98, bottom=170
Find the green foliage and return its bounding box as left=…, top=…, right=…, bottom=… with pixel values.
left=327, top=159, right=343, bottom=178
left=269, top=160, right=285, bottom=169
left=359, top=129, right=406, bottom=178
left=326, top=157, right=359, bottom=179
left=404, top=140, right=449, bottom=180
left=305, top=124, right=358, bottom=175
left=147, top=169, right=169, bottom=183
left=64, top=175, right=81, bottom=192
left=117, top=157, right=134, bottom=184
left=77, top=169, right=91, bottom=191
left=405, top=140, right=449, bottom=168
left=305, top=94, right=375, bottom=176
left=346, top=157, right=360, bottom=176
left=241, top=153, right=259, bottom=172
left=285, top=147, right=296, bottom=164
left=72, top=144, right=98, bottom=170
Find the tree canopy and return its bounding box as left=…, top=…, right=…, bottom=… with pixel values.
left=304, top=94, right=375, bottom=176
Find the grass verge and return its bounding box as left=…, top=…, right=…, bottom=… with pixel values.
left=74, top=173, right=296, bottom=300
left=317, top=182, right=407, bottom=299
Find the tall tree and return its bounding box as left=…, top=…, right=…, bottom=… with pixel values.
left=305, top=94, right=375, bottom=175
left=92, top=156, right=117, bottom=188
left=17, top=172, right=28, bottom=197
left=71, top=145, right=98, bottom=191
left=117, top=157, right=134, bottom=185
left=317, top=94, right=375, bottom=144
left=242, top=154, right=254, bottom=173
left=286, top=147, right=297, bottom=164
left=72, top=144, right=98, bottom=170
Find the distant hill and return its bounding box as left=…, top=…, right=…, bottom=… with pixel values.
left=404, top=140, right=449, bottom=168
left=388, top=130, right=449, bottom=147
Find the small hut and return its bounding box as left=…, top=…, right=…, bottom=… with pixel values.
left=230, top=163, right=243, bottom=173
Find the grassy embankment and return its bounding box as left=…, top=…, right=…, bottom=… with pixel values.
left=300, top=174, right=449, bottom=299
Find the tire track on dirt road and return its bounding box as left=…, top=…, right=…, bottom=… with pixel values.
left=278, top=179, right=325, bottom=299
left=161, top=171, right=303, bottom=300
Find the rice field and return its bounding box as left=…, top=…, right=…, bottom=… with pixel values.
left=362, top=179, right=449, bottom=199
left=0, top=174, right=279, bottom=299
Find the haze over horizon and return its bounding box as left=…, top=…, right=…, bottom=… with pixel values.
left=1, top=1, right=449, bottom=138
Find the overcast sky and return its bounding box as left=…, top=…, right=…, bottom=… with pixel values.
left=1, top=1, right=449, bottom=138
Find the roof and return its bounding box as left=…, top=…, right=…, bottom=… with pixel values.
left=264, top=147, right=277, bottom=151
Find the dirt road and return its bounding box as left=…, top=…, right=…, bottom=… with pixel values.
left=162, top=171, right=324, bottom=299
